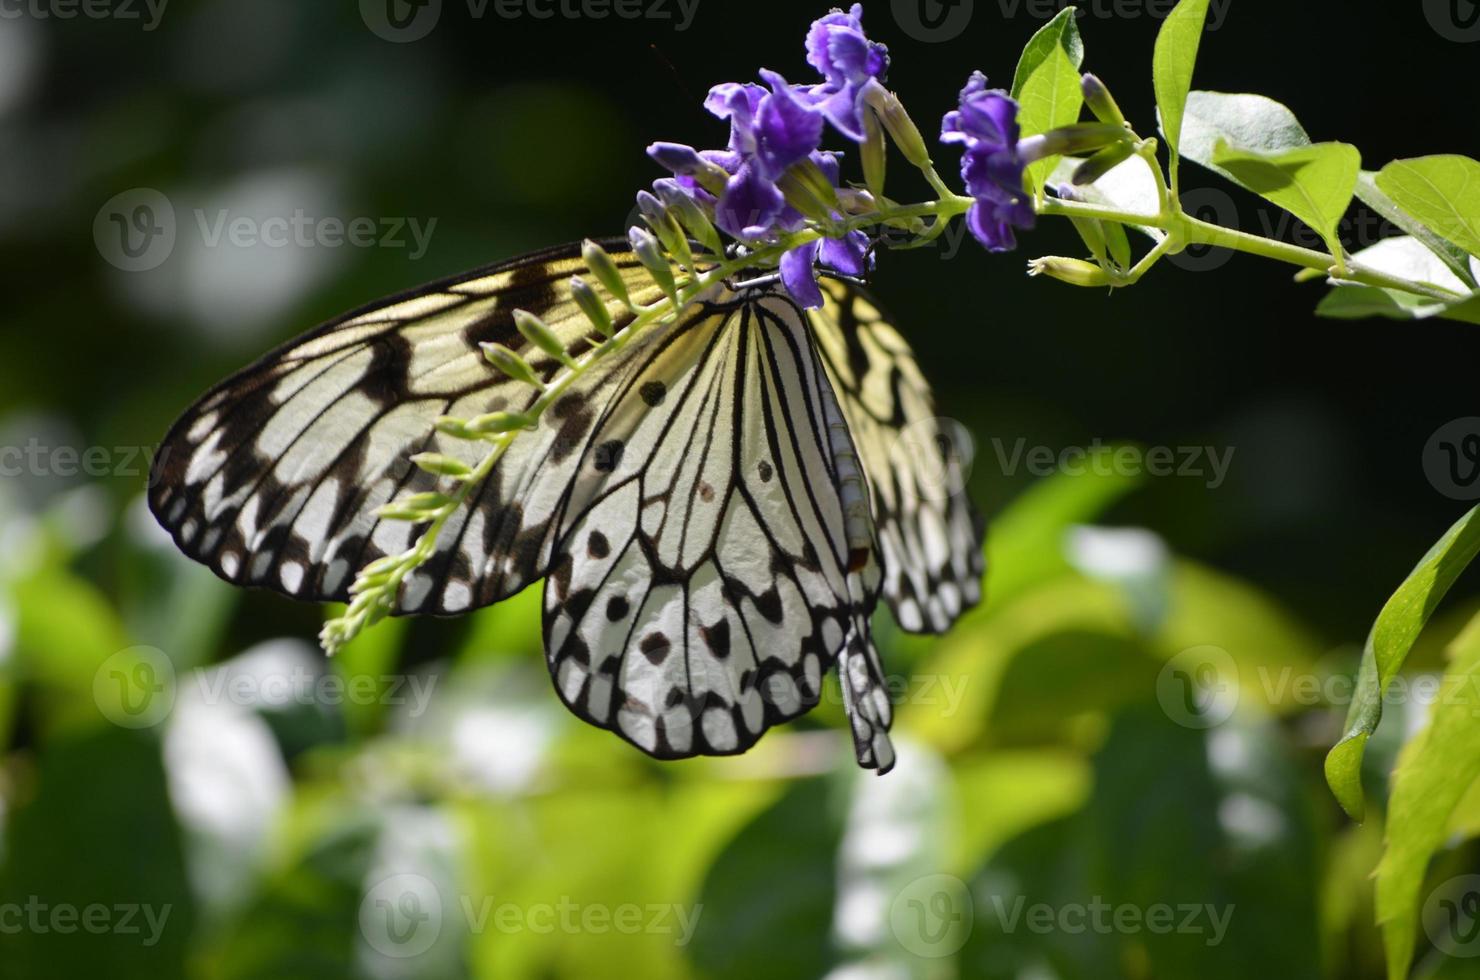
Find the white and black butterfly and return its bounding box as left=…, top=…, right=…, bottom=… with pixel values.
left=148, top=241, right=983, bottom=772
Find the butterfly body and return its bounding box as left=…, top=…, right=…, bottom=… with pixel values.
left=150, top=242, right=983, bottom=772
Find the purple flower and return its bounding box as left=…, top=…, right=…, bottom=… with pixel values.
left=802, top=4, right=889, bottom=142
left=941, top=72, right=1035, bottom=253
left=781, top=229, right=870, bottom=309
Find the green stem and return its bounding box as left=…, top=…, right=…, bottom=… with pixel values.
left=1039, top=198, right=1461, bottom=303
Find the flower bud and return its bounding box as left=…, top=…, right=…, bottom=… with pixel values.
left=467, top=411, right=537, bottom=434
left=1072, top=141, right=1138, bottom=186
left=581, top=239, right=632, bottom=308
left=1080, top=74, right=1128, bottom=129
left=861, top=108, right=887, bottom=200
left=1027, top=256, right=1113, bottom=288
left=513, top=309, right=573, bottom=366
left=409, top=452, right=473, bottom=479
left=629, top=226, right=677, bottom=304
left=645, top=142, right=728, bottom=197
left=1018, top=123, right=1132, bottom=164
left=864, top=83, right=931, bottom=169
left=654, top=180, right=723, bottom=257
left=480, top=341, right=543, bottom=388
left=635, top=190, right=693, bottom=270
left=569, top=276, right=613, bottom=338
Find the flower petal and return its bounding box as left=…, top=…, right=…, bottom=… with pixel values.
left=820, top=230, right=870, bottom=277
left=780, top=240, right=825, bottom=309
left=715, top=163, right=784, bottom=239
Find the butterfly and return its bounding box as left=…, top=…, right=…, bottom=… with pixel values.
left=148, top=241, right=984, bottom=773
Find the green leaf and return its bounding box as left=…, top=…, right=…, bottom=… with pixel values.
left=1376, top=155, right=1480, bottom=259
left=1011, top=7, right=1085, bottom=194
left=1376, top=614, right=1480, bottom=980
left=1325, top=507, right=1480, bottom=821
left=1211, top=139, right=1361, bottom=260
left=1356, top=171, right=1478, bottom=289
left=1317, top=236, right=1480, bottom=326
left=1176, top=90, right=1312, bottom=178
left=1152, top=0, right=1214, bottom=167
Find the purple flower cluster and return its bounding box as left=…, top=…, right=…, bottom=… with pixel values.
left=644, top=4, right=888, bottom=308
left=941, top=72, right=1034, bottom=252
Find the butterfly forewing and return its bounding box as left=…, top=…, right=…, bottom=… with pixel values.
left=148, top=242, right=666, bottom=610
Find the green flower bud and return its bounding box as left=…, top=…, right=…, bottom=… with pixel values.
left=861, top=108, right=887, bottom=200
left=629, top=226, right=677, bottom=304
left=1018, top=123, right=1132, bottom=164
left=569, top=276, right=613, bottom=338
left=1080, top=74, right=1128, bottom=129
left=409, top=452, right=473, bottom=479
left=864, top=84, right=931, bottom=169
left=581, top=239, right=632, bottom=308
left=1072, top=141, right=1138, bottom=186
left=1027, top=256, right=1114, bottom=288
left=480, top=342, right=543, bottom=388
left=654, top=182, right=723, bottom=257
left=466, top=410, right=536, bottom=435
left=513, top=309, right=573, bottom=366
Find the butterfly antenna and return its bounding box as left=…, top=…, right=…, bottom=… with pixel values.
left=648, top=43, right=702, bottom=108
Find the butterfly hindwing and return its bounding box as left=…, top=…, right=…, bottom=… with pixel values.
left=810, top=279, right=986, bottom=634
left=541, top=292, right=894, bottom=769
